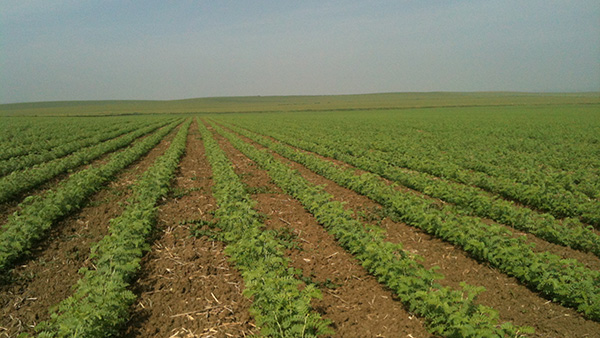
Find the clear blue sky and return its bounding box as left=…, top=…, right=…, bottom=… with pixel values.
left=1, top=0, right=599, bottom=103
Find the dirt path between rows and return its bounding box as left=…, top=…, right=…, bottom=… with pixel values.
left=220, top=123, right=600, bottom=338
left=0, top=125, right=180, bottom=338
left=209, top=123, right=434, bottom=338
left=124, top=119, right=255, bottom=338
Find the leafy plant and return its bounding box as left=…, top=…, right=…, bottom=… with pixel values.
left=0, top=119, right=183, bottom=273
left=210, top=121, right=534, bottom=337
left=197, top=119, right=332, bottom=337
left=218, top=119, right=600, bottom=321
left=35, top=119, right=191, bottom=337
left=0, top=119, right=177, bottom=203
left=226, top=121, right=600, bottom=257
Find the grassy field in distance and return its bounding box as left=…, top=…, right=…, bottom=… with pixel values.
left=1, top=91, right=599, bottom=116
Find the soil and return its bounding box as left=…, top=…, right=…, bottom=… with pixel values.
left=208, top=122, right=434, bottom=338
left=124, top=119, right=256, bottom=337
left=219, top=123, right=600, bottom=338
left=0, top=125, right=180, bottom=338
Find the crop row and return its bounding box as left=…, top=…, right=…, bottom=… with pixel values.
left=209, top=121, right=533, bottom=337
left=0, top=120, right=152, bottom=176
left=228, top=114, right=600, bottom=225
left=197, top=119, right=331, bottom=337
left=35, top=119, right=192, bottom=337
left=359, top=121, right=600, bottom=201
left=0, top=119, right=182, bottom=273
left=0, top=117, right=137, bottom=161
left=265, top=109, right=600, bottom=201
left=445, top=149, right=600, bottom=200
left=226, top=123, right=600, bottom=258
left=367, top=144, right=600, bottom=226
left=215, top=121, right=600, bottom=321
left=0, top=119, right=173, bottom=203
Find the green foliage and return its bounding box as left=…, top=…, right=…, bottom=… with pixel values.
left=210, top=121, right=533, bottom=337
left=265, top=226, right=301, bottom=250
left=197, top=119, right=332, bottom=337
left=226, top=120, right=600, bottom=258
left=35, top=119, right=191, bottom=337
left=0, top=116, right=140, bottom=160
left=0, top=120, right=149, bottom=176
left=244, top=184, right=279, bottom=195
left=187, top=219, right=222, bottom=240
left=0, top=120, right=183, bottom=273
left=217, top=118, right=600, bottom=321
left=0, top=118, right=177, bottom=203
left=218, top=106, right=600, bottom=225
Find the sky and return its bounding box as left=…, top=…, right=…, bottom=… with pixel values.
left=1, top=1, right=599, bottom=103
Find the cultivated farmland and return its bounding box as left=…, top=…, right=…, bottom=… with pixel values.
left=0, top=98, right=599, bottom=337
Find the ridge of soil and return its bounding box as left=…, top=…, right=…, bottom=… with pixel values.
left=124, top=120, right=255, bottom=337
left=221, top=123, right=600, bottom=338
left=0, top=126, right=180, bottom=338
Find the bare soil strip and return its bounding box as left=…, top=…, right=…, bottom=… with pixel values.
left=124, top=120, right=255, bottom=338
left=224, top=125, right=600, bottom=338
left=210, top=124, right=433, bottom=338
left=0, top=127, right=179, bottom=338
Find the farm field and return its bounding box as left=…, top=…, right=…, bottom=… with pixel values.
left=0, top=98, right=599, bottom=337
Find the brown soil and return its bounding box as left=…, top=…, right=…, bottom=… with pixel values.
left=124, top=120, right=255, bottom=338
left=220, top=123, right=600, bottom=338
left=209, top=123, right=434, bottom=338
left=0, top=125, right=180, bottom=338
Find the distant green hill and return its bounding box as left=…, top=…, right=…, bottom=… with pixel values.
left=1, top=92, right=598, bottom=116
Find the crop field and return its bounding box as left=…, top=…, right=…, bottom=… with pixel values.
left=0, top=99, right=599, bottom=337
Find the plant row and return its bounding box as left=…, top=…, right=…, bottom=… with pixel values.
left=0, top=121, right=124, bottom=162
left=369, top=145, right=600, bottom=226
left=0, top=120, right=152, bottom=176
left=447, top=150, right=600, bottom=200
left=350, top=121, right=600, bottom=201
left=0, top=119, right=183, bottom=273
left=210, top=121, right=533, bottom=337
left=330, top=134, right=599, bottom=225
left=197, top=119, right=332, bottom=338
left=226, top=123, right=600, bottom=258
left=226, top=113, right=600, bottom=226
left=0, top=117, right=136, bottom=161
left=34, top=119, right=191, bottom=337
left=0, top=119, right=173, bottom=204
left=318, top=108, right=600, bottom=200
left=214, top=121, right=600, bottom=321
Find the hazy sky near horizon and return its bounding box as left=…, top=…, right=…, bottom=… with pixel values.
left=1, top=1, right=599, bottom=103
